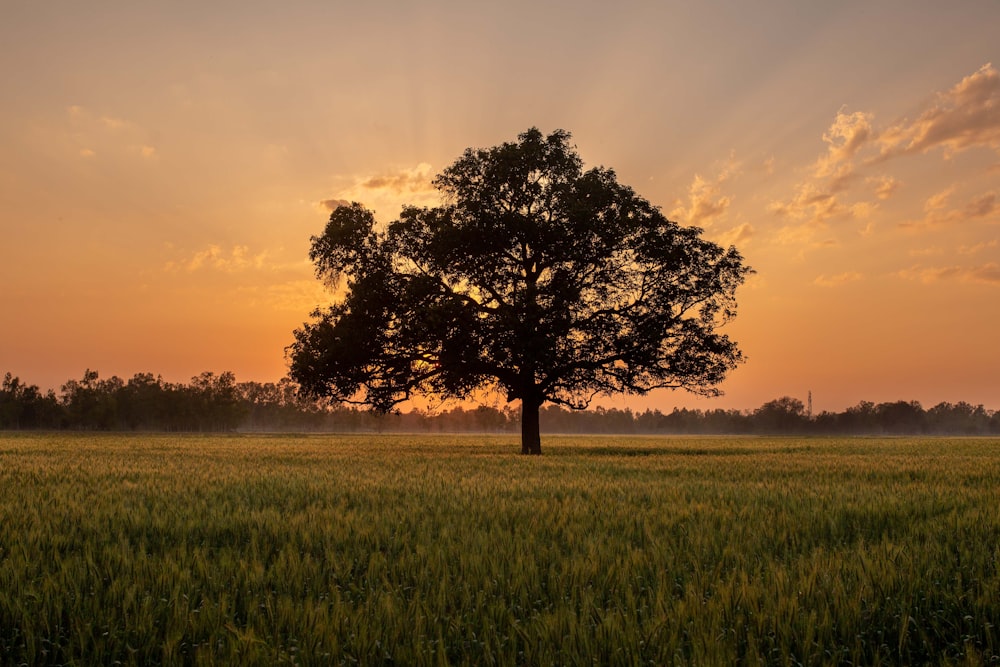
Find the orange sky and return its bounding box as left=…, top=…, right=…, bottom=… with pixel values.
left=2, top=2, right=999, bottom=413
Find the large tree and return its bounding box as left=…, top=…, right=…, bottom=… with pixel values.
left=289, top=128, right=751, bottom=454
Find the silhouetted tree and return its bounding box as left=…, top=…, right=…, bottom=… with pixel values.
left=754, top=396, right=807, bottom=433
left=927, top=401, right=991, bottom=435
left=1, top=373, right=58, bottom=429
left=0, top=373, right=27, bottom=429
left=289, top=128, right=752, bottom=453
left=61, top=369, right=121, bottom=429
left=876, top=400, right=925, bottom=434
left=188, top=371, right=245, bottom=431
left=841, top=400, right=878, bottom=434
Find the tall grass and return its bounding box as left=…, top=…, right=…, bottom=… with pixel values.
left=1, top=433, right=998, bottom=664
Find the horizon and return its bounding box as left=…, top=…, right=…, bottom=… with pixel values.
left=3, top=2, right=999, bottom=415
left=5, top=366, right=998, bottom=417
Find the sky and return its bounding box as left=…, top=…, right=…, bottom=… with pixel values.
left=2, top=1, right=999, bottom=414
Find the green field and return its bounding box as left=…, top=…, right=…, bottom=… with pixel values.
left=1, top=433, right=998, bottom=665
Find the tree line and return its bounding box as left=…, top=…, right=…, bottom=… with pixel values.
left=2, top=370, right=998, bottom=435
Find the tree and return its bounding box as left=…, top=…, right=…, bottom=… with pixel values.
left=289, top=128, right=752, bottom=454
left=876, top=400, right=925, bottom=434
left=753, top=396, right=807, bottom=433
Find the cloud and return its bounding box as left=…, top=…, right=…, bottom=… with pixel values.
left=815, top=109, right=874, bottom=178
left=236, top=279, right=333, bottom=311
left=965, top=192, right=997, bottom=218
left=165, top=245, right=270, bottom=273
left=319, top=198, right=350, bottom=212
left=360, top=163, right=435, bottom=194
left=878, top=63, right=1000, bottom=158
left=896, top=265, right=962, bottom=284
left=671, top=174, right=731, bottom=227
left=909, top=246, right=943, bottom=257
left=869, top=175, right=901, bottom=200
left=900, top=190, right=998, bottom=229
left=768, top=183, right=849, bottom=224
left=671, top=155, right=740, bottom=227
left=772, top=223, right=838, bottom=249
left=324, top=164, right=441, bottom=221
left=100, top=116, right=127, bottom=130
left=712, top=223, right=754, bottom=248
left=770, top=111, right=877, bottom=227
left=849, top=201, right=876, bottom=219
left=64, top=105, right=156, bottom=162
left=772, top=65, right=1000, bottom=236
left=814, top=271, right=863, bottom=287
left=959, top=239, right=998, bottom=255
left=897, top=262, right=1000, bottom=285
left=971, top=263, right=1000, bottom=283
left=924, top=186, right=956, bottom=212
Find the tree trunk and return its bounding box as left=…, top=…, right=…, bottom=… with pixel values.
left=521, top=399, right=542, bottom=455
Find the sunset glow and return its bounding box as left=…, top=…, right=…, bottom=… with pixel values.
left=2, top=1, right=998, bottom=413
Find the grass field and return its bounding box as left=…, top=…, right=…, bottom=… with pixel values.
left=1, top=433, right=998, bottom=665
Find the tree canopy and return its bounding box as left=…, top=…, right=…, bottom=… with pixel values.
left=289, top=128, right=752, bottom=453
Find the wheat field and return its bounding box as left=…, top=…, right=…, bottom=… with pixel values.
left=1, top=433, right=998, bottom=665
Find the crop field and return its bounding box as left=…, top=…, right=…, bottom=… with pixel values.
left=1, top=433, right=999, bottom=665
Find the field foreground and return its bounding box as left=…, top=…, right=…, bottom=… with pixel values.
left=1, top=433, right=999, bottom=665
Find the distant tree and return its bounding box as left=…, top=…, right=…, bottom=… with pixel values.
left=635, top=408, right=666, bottom=433
left=841, top=400, right=878, bottom=434
left=927, top=401, right=991, bottom=435
left=661, top=407, right=705, bottom=433
left=189, top=371, right=244, bottom=431
left=2, top=373, right=59, bottom=429
left=1, top=373, right=25, bottom=428
left=120, top=373, right=167, bottom=430
left=289, top=128, right=752, bottom=454
left=60, top=369, right=119, bottom=430
left=754, top=396, right=807, bottom=433
left=876, top=400, right=925, bottom=434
